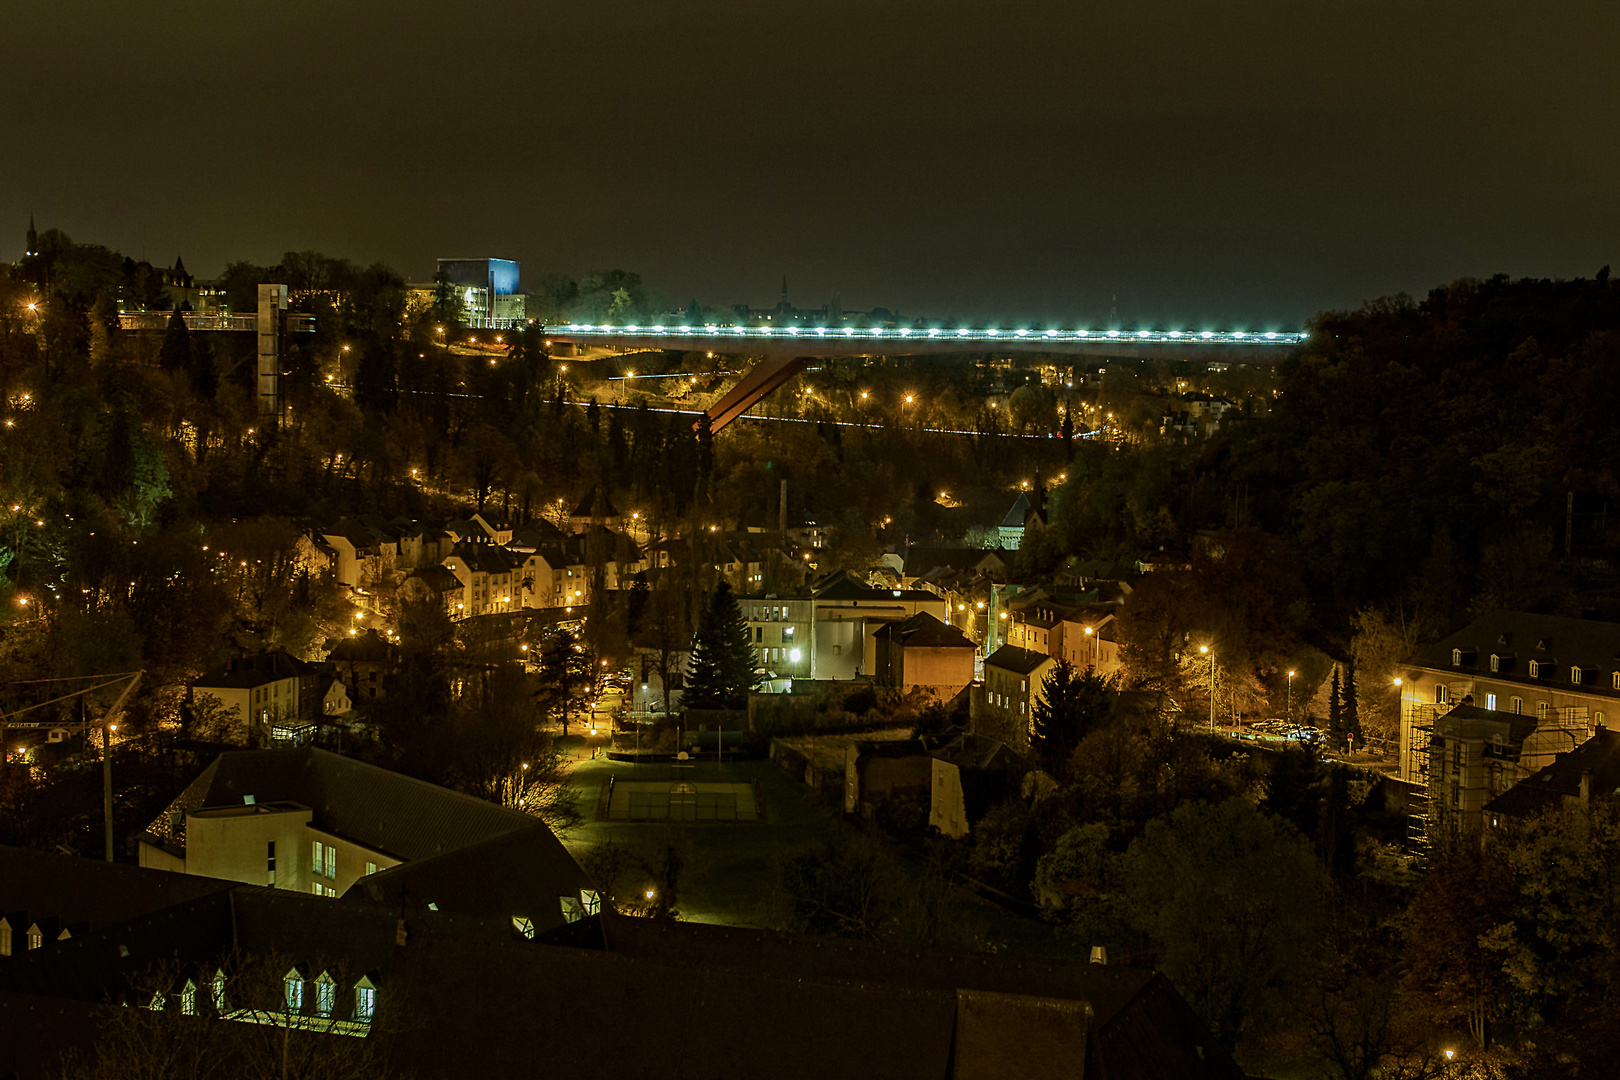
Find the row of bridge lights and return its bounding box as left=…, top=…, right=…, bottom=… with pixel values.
left=559, top=323, right=1304, bottom=342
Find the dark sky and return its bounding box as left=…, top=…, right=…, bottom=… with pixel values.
left=8, top=1, right=1617, bottom=327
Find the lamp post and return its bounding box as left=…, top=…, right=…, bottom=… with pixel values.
left=1287, top=670, right=1295, bottom=727
left=1200, top=645, right=1214, bottom=734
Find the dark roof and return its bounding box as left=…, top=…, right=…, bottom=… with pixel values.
left=326, top=628, right=393, bottom=664
left=876, top=611, right=976, bottom=650
left=140, top=748, right=558, bottom=864
left=0, top=846, right=237, bottom=934
left=986, top=644, right=1055, bottom=676
left=1431, top=703, right=1540, bottom=744
left=192, top=650, right=313, bottom=690
left=345, top=825, right=595, bottom=930
left=931, top=731, right=1031, bottom=773
left=570, top=486, right=619, bottom=519
left=407, top=565, right=464, bottom=593
left=905, top=546, right=1010, bottom=576
left=814, top=572, right=943, bottom=605
left=1411, top=611, right=1620, bottom=695
left=446, top=543, right=521, bottom=575
left=1000, top=492, right=1032, bottom=529
left=1486, top=728, right=1620, bottom=818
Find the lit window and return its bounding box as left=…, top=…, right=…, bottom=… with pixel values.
left=513, top=916, right=535, bottom=939
left=1597, top=711, right=1607, bottom=727
left=211, top=971, right=227, bottom=1012
left=366, top=861, right=377, bottom=875
left=560, top=896, right=585, bottom=923
left=181, top=980, right=197, bottom=1016
left=581, top=889, right=601, bottom=916
left=325, top=845, right=336, bottom=879
left=1452, top=649, right=1462, bottom=665
left=1571, top=667, right=1583, bottom=685
left=355, top=982, right=376, bottom=1022
left=311, top=883, right=322, bottom=896
left=148, top=990, right=165, bottom=1012
left=1436, top=685, right=1448, bottom=705
left=312, top=840, right=324, bottom=873
left=284, top=970, right=303, bottom=1013
left=1490, top=654, right=1500, bottom=672
left=314, top=973, right=335, bottom=1018
left=1486, top=693, right=1497, bottom=710
left=1538, top=702, right=1551, bottom=720
left=27, top=928, right=41, bottom=950
left=1511, top=697, right=1523, bottom=714
left=0, top=923, right=9, bottom=956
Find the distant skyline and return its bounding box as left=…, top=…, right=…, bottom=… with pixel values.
left=7, top=2, right=1616, bottom=328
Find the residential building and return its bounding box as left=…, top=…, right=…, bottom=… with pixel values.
left=442, top=543, right=523, bottom=617
left=1415, top=702, right=1591, bottom=837
left=928, top=731, right=1032, bottom=839
left=872, top=612, right=977, bottom=702
left=1399, top=611, right=1620, bottom=784
left=843, top=739, right=932, bottom=816
left=811, top=572, right=951, bottom=680
left=190, top=651, right=320, bottom=745
left=1485, top=728, right=1620, bottom=826
left=741, top=595, right=814, bottom=680
left=978, top=645, right=1057, bottom=754
left=325, top=629, right=395, bottom=704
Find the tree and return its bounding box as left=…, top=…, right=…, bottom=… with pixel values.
left=1029, top=661, right=1119, bottom=781
left=1119, top=799, right=1327, bottom=1046
left=1328, top=666, right=1343, bottom=739
left=158, top=308, right=191, bottom=374
left=1403, top=840, right=1515, bottom=1051
left=683, top=581, right=758, bottom=709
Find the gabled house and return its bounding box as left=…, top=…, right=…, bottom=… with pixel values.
left=191, top=651, right=320, bottom=745
left=326, top=629, right=396, bottom=704
left=442, top=543, right=524, bottom=618
left=928, top=731, right=1033, bottom=839
left=872, top=612, right=977, bottom=702
left=978, top=645, right=1057, bottom=754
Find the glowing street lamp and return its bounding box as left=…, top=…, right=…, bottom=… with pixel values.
left=1287, top=670, right=1295, bottom=726
left=1200, top=645, right=1215, bottom=734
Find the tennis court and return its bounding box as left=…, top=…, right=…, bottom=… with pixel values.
left=601, top=777, right=761, bottom=822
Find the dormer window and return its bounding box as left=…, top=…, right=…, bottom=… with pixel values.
left=1537, top=638, right=1551, bottom=651
left=283, top=968, right=304, bottom=1014
left=27, top=926, right=42, bottom=950
left=1452, top=649, right=1462, bottom=665
left=354, top=977, right=377, bottom=1022
left=1529, top=660, right=1542, bottom=678
left=211, top=971, right=228, bottom=1012
left=314, top=972, right=335, bottom=1018
left=181, top=980, right=197, bottom=1016
left=1614, top=671, right=1620, bottom=691
left=1572, top=667, right=1585, bottom=685
left=0, top=920, right=10, bottom=956
left=1490, top=654, right=1500, bottom=673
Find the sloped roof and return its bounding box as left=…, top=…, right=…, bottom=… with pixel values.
left=999, top=492, right=1032, bottom=529
left=876, top=611, right=975, bottom=650
left=446, top=543, right=522, bottom=575
left=408, top=565, right=464, bottom=594
left=1411, top=611, right=1620, bottom=692
left=326, top=628, right=393, bottom=664
left=570, top=486, right=620, bottom=519
left=0, top=846, right=237, bottom=935
left=192, top=651, right=314, bottom=690
left=1486, top=728, right=1620, bottom=818
left=141, top=748, right=556, bottom=864
left=986, top=644, right=1055, bottom=676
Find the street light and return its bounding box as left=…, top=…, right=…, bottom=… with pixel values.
left=1200, top=645, right=1215, bottom=734
left=1287, top=670, right=1295, bottom=726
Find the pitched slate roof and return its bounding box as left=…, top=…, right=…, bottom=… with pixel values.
left=445, top=543, right=522, bottom=575
left=877, top=611, right=976, bottom=650
left=1411, top=611, right=1620, bottom=696
left=0, top=845, right=237, bottom=934
left=192, top=651, right=313, bottom=690
left=986, top=644, right=1055, bottom=676
left=1000, top=492, right=1032, bottom=529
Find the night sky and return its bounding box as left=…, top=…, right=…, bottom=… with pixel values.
left=8, top=1, right=1617, bottom=327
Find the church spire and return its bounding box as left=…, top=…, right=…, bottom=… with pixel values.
left=26, top=215, right=37, bottom=255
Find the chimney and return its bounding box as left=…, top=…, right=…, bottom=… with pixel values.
left=1089, top=945, right=1108, bottom=965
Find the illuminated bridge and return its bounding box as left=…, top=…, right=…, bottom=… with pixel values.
left=541, top=322, right=1308, bottom=433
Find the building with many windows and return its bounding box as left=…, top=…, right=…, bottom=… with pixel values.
left=1399, top=611, right=1620, bottom=784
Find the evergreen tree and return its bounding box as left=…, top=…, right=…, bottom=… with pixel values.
left=159, top=308, right=191, bottom=373
left=684, top=581, right=758, bottom=709
left=1328, top=666, right=1343, bottom=738
left=1029, top=662, right=1119, bottom=781
left=1342, top=660, right=1360, bottom=743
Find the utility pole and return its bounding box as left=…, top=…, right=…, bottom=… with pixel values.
left=98, top=672, right=143, bottom=863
